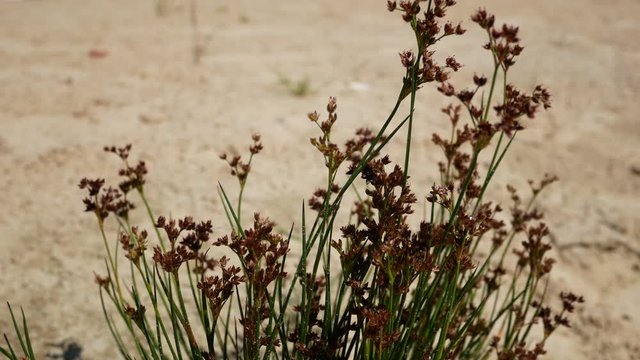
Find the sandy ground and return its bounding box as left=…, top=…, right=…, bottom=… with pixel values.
left=0, top=0, right=639, bottom=359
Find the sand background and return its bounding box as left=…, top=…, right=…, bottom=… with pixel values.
left=1, top=0, right=639, bottom=359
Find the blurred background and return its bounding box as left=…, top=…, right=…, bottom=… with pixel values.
left=0, top=0, right=638, bottom=358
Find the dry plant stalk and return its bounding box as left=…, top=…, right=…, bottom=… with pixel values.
left=2, top=2, right=583, bottom=360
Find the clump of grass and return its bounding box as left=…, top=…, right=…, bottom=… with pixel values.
left=2, top=2, right=583, bottom=359
left=153, top=0, right=206, bottom=65
left=154, top=0, right=171, bottom=17
left=189, top=0, right=204, bottom=65
left=278, top=73, right=312, bottom=97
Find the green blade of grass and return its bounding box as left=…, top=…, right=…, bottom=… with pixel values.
left=218, top=183, right=245, bottom=238
left=19, top=307, right=35, bottom=360
left=2, top=334, right=18, bottom=360
left=0, top=346, right=14, bottom=359
left=5, top=303, right=27, bottom=359
left=99, top=288, right=130, bottom=358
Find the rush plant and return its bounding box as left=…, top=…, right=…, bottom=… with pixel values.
left=2, top=1, right=582, bottom=359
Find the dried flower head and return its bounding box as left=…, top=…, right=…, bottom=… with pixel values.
left=220, top=134, right=263, bottom=185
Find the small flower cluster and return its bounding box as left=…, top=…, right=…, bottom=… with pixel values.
left=219, top=133, right=262, bottom=184
left=197, top=256, right=244, bottom=320
left=79, top=177, right=134, bottom=221
left=152, top=216, right=213, bottom=274
left=79, top=144, right=149, bottom=222
left=119, top=226, right=148, bottom=265
left=104, top=144, right=148, bottom=194
left=215, top=213, right=289, bottom=354
left=215, top=214, right=288, bottom=286
left=534, top=292, right=585, bottom=337
left=471, top=9, right=522, bottom=70
left=388, top=1, right=466, bottom=100
left=388, top=0, right=464, bottom=41
left=309, top=97, right=378, bottom=172
left=308, top=96, right=379, bottom=213
left=432, top=9, right=553, bottom=142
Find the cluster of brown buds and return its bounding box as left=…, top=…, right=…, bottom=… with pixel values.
left=507, top=184, right=544, bottom=233
left=344, top=156, right=439, bottom=293
left=388, top=1, right=466, bottom=99
left=308, top=97, right=379, bottom=213
left=439, top=79, right=552, bottom=137
left=80, top=145, right=149, bottom=222
left=104, top=144, right=148, bottom=194
left=490, top=338, right=547, bottom=360
left=308, top=184, right=340, bottom=212
left=514, top=223, right=555, bottom=277
left=219, top=134, right=262, bottom=184
left=94, top=273, right=111, bottom=290
left=309, top=96, right=342, bottom=173
left=215, top=214, right=288, bottom=286
left=124, top=303, right=146, bottom=331
left=79, top=177, right=135, bottom=222
left=504, top=179, right=557, bottom=278
left=197, top=256, right=245, bottom=320
left=471, top=8, right=523, bottom=70
left=119, top=226, right=148, bottom=265
left=152, top=245, right=194, bottom=274
left=155, top=216, right=213, bottom=249
left=214, top=214, right=289, bottom=352
left=529, top=173, right=559, bottom=196
left=151, top=215, right=213, bottom=274
left=429, top=8, right=553, bottom=144
left=388, top=1, right=463, bottom=41
left=532, top=292, right=584, bottom=338
left=496, top=85, right=552, bottom=136
left=361, top=306, right=398, bottom=351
